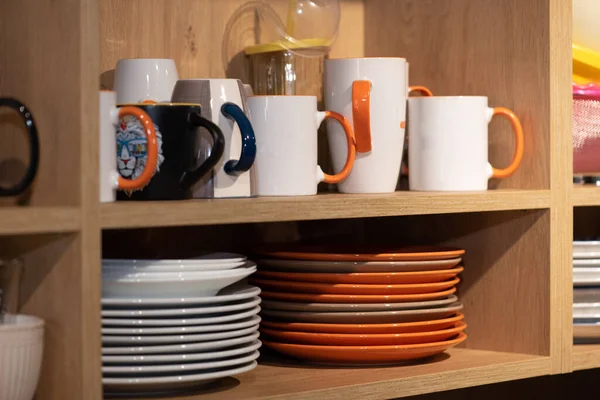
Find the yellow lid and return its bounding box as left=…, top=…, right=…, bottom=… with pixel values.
left=573, top=43, right=600, bottom=84
left=245, top=38, right=331, bottom=55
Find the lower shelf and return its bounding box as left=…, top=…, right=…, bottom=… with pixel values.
left=573, top=344, right=600, bottom=371
left=123, top=349, right=550, bottom=400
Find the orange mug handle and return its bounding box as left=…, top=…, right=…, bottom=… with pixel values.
left=321, top=111, right=356, bottom=184
left=408, top=86, right=433, bottom=97
left=116, top=107, right=159, bottom=190
left=352, top=80, right=372, bottom=153
left=489, top=107, right=524, bottom=179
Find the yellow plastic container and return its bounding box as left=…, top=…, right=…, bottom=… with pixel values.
left=573, top=43, right=600, bottom=84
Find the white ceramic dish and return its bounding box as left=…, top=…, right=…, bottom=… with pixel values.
left=102, top=297, right=261, bottom=318
left=103, top=350, right=259, bottom=375
left=0, top=314, right=45, bottom=400
left=101, top=284, right=260, bottom=308
left=260, top=303, right=463, bottom=324
left=102, top=339, right=262, bottom=365
left=103, top=361, right=257, bottom=394
left=102, top=306, right=261, bottom=327
left=102, top=324, right=259, bottom=345
left=574, top=241, right=600, bottom=254
left=102, top=332, right=260, bottom=355
left=574, top=304, right=600, bottom=318
left=259, top=258, right=461, bottom=273
left=103, top=252, right=246, bottom=265
left=574, top=267, right=600, bottom=286
left=573, top=259, right=600, bottom=267
left=101, top=262, right=255, bottom=280
left=102, top=260, right=247, bottom=272
left=102, top=316, right=261, bottom=336
left=101, top=265, right=257, bottom=298
left=261, top=295, right=458, bottom=312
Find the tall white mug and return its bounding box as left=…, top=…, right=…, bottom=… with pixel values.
left=171, top=79, right=256, bottom=198
left=408, top=96, right=524, bottom=191
left=247, top=96, right=356, bottom=196
left=99, top=91, right=158, bottom=202
left=114, top=58, right=179, bottom=104
left=324, top=57, right=431, bottom=193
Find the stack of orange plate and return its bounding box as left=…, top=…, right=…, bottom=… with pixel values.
left=250, top=246, right=467, bottom=365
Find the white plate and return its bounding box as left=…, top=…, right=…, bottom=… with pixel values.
left=259, top=258, right=461, bottom=273
left=102, top=297, right=261, bottom=318
left=573, top=259, right=600, bottom=267
left=102, top=324, right=259, bottom=345
left=260, top=303, right=463, bottom=324
left=102, top=266, right=257, bottom=298
left=261, top=295, right=458, bottom=312
left=574, top=267, right=600, bottom=286
left=101, top=284, right=260, bottom=308
left=574, top=304, right=600, bottom=318
left=102, top=263, right=255, bottom=280
left=103, top=361, right=258, bottom=394
left=103, top=253, right=246, bottom=266
left=102, top=332, right=260, bottom=355
left=102, top=306, right=261, bottom=327
left=102, top=339, right=262, bottom=365
left=103, top=350, right=259, bottom=375
left=574, top=241, right=600, bottom=259
left=102, top=316, right=261, bottom=336
left=102, top=260, right=247, bottom=273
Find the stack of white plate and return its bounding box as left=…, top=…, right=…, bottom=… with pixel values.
left=573, top=241, right=600, bottom=342
left=101, top=253, right=261, bottom=396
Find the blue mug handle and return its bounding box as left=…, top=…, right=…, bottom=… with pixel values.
left=220, top=102, right=256, bottom=176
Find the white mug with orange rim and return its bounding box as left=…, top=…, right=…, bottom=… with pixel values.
left=324, top=57, right=431, bottom=193
left=114, top=58, right=179, bottom=104
left=100, top=91, right=158, bottom=202
left=408, top=96, right=524, bottom=191
left=247, top=96, right=356, bottom=196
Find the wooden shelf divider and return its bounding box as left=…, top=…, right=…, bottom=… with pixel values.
left=101, top=190, right=551, bottom=229
left=0, top=207, right=80, bottom=235
left=573, top=186, right=600, bottom=207
left=572, top=344, right=600, bottom=371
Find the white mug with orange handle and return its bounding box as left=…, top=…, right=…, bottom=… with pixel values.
left=100, top=91, right=158, bottom=202
left=324, top=57, right=431, bottom=193
left=407, top=96, right=524, bottom=191
left=247, top=95, right=356, bottom=196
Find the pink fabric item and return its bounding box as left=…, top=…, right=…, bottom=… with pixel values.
left=574, top=83, right=600, bottom=173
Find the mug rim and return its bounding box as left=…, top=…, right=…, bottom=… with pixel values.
left=116, top=58, right=176, bottom=62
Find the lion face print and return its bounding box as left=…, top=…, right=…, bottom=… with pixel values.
left=116, top=117, right=164, bottom=191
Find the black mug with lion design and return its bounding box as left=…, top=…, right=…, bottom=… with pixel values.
left=115, top=103, right=224, bottom=200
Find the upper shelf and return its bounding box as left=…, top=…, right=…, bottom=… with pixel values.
left=100, top=189, right=550, bottom=229
left=0, top=207, right=80, bottom=235
left=573, top=186, right=600, bottom=206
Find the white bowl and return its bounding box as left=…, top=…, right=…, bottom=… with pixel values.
left=102, top=253, right=247, bottom=272
left=101, top=262, right=256, bottom=281
left=0, top=314, right=44, bottom=400
left=102, top=266, right=257, bottom=299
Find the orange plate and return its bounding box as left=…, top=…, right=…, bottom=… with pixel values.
left=261, top=313, right=465, bottom=334
left=254, top=267, right=464, bottom=285
left=260, top=287, right=456, bottom=303
left=257, top=245, right=465, bottom=262
left=263, top=332, right=467, bottom=365
left=260, top=321, right=467, bottom=346
left=249, top=277, right=460, bottom=295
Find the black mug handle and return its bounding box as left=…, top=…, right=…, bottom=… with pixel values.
left=180, top=111, right=225, bottom=191
left=0, top=98, right=40, bottom=196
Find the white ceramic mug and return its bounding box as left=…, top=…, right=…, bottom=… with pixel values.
left=99, top=91, right=158, bottom=202
left=247, top=96, right=356, bottom=196
left=171, top=79, right=256, bottom=198
left=324, top=57, right=431, bottom=193
left=114, top=58, right=179, bottom=104
left=408, top=96, right=524, bottom=191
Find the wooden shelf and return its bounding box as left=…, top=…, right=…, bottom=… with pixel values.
left=572, top=344, right=600, bottom=371
left=0, top=207, right=80, bottom=235
left=573, top=186, right=600, bottom=207
left=100, top=190, right=551, bottom=229
left=136, top=350, right=550, bottom=400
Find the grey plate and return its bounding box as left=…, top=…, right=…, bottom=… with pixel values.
left=102, top=297, right=261, bottom=318
left=260, top=303, right=463, bottom=324
left=102, top=340, right=262, bottom=365
left=258, top=258, right=461, bottom=273
left=102, top=332, right=259, bottom=355
left=261, top=294, right=458, bottom=312
left=102, top=325, right=258, bottom=345
left=102, top=306, right=260, bottom=327
left=103, top=361, right=257, bottom=393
